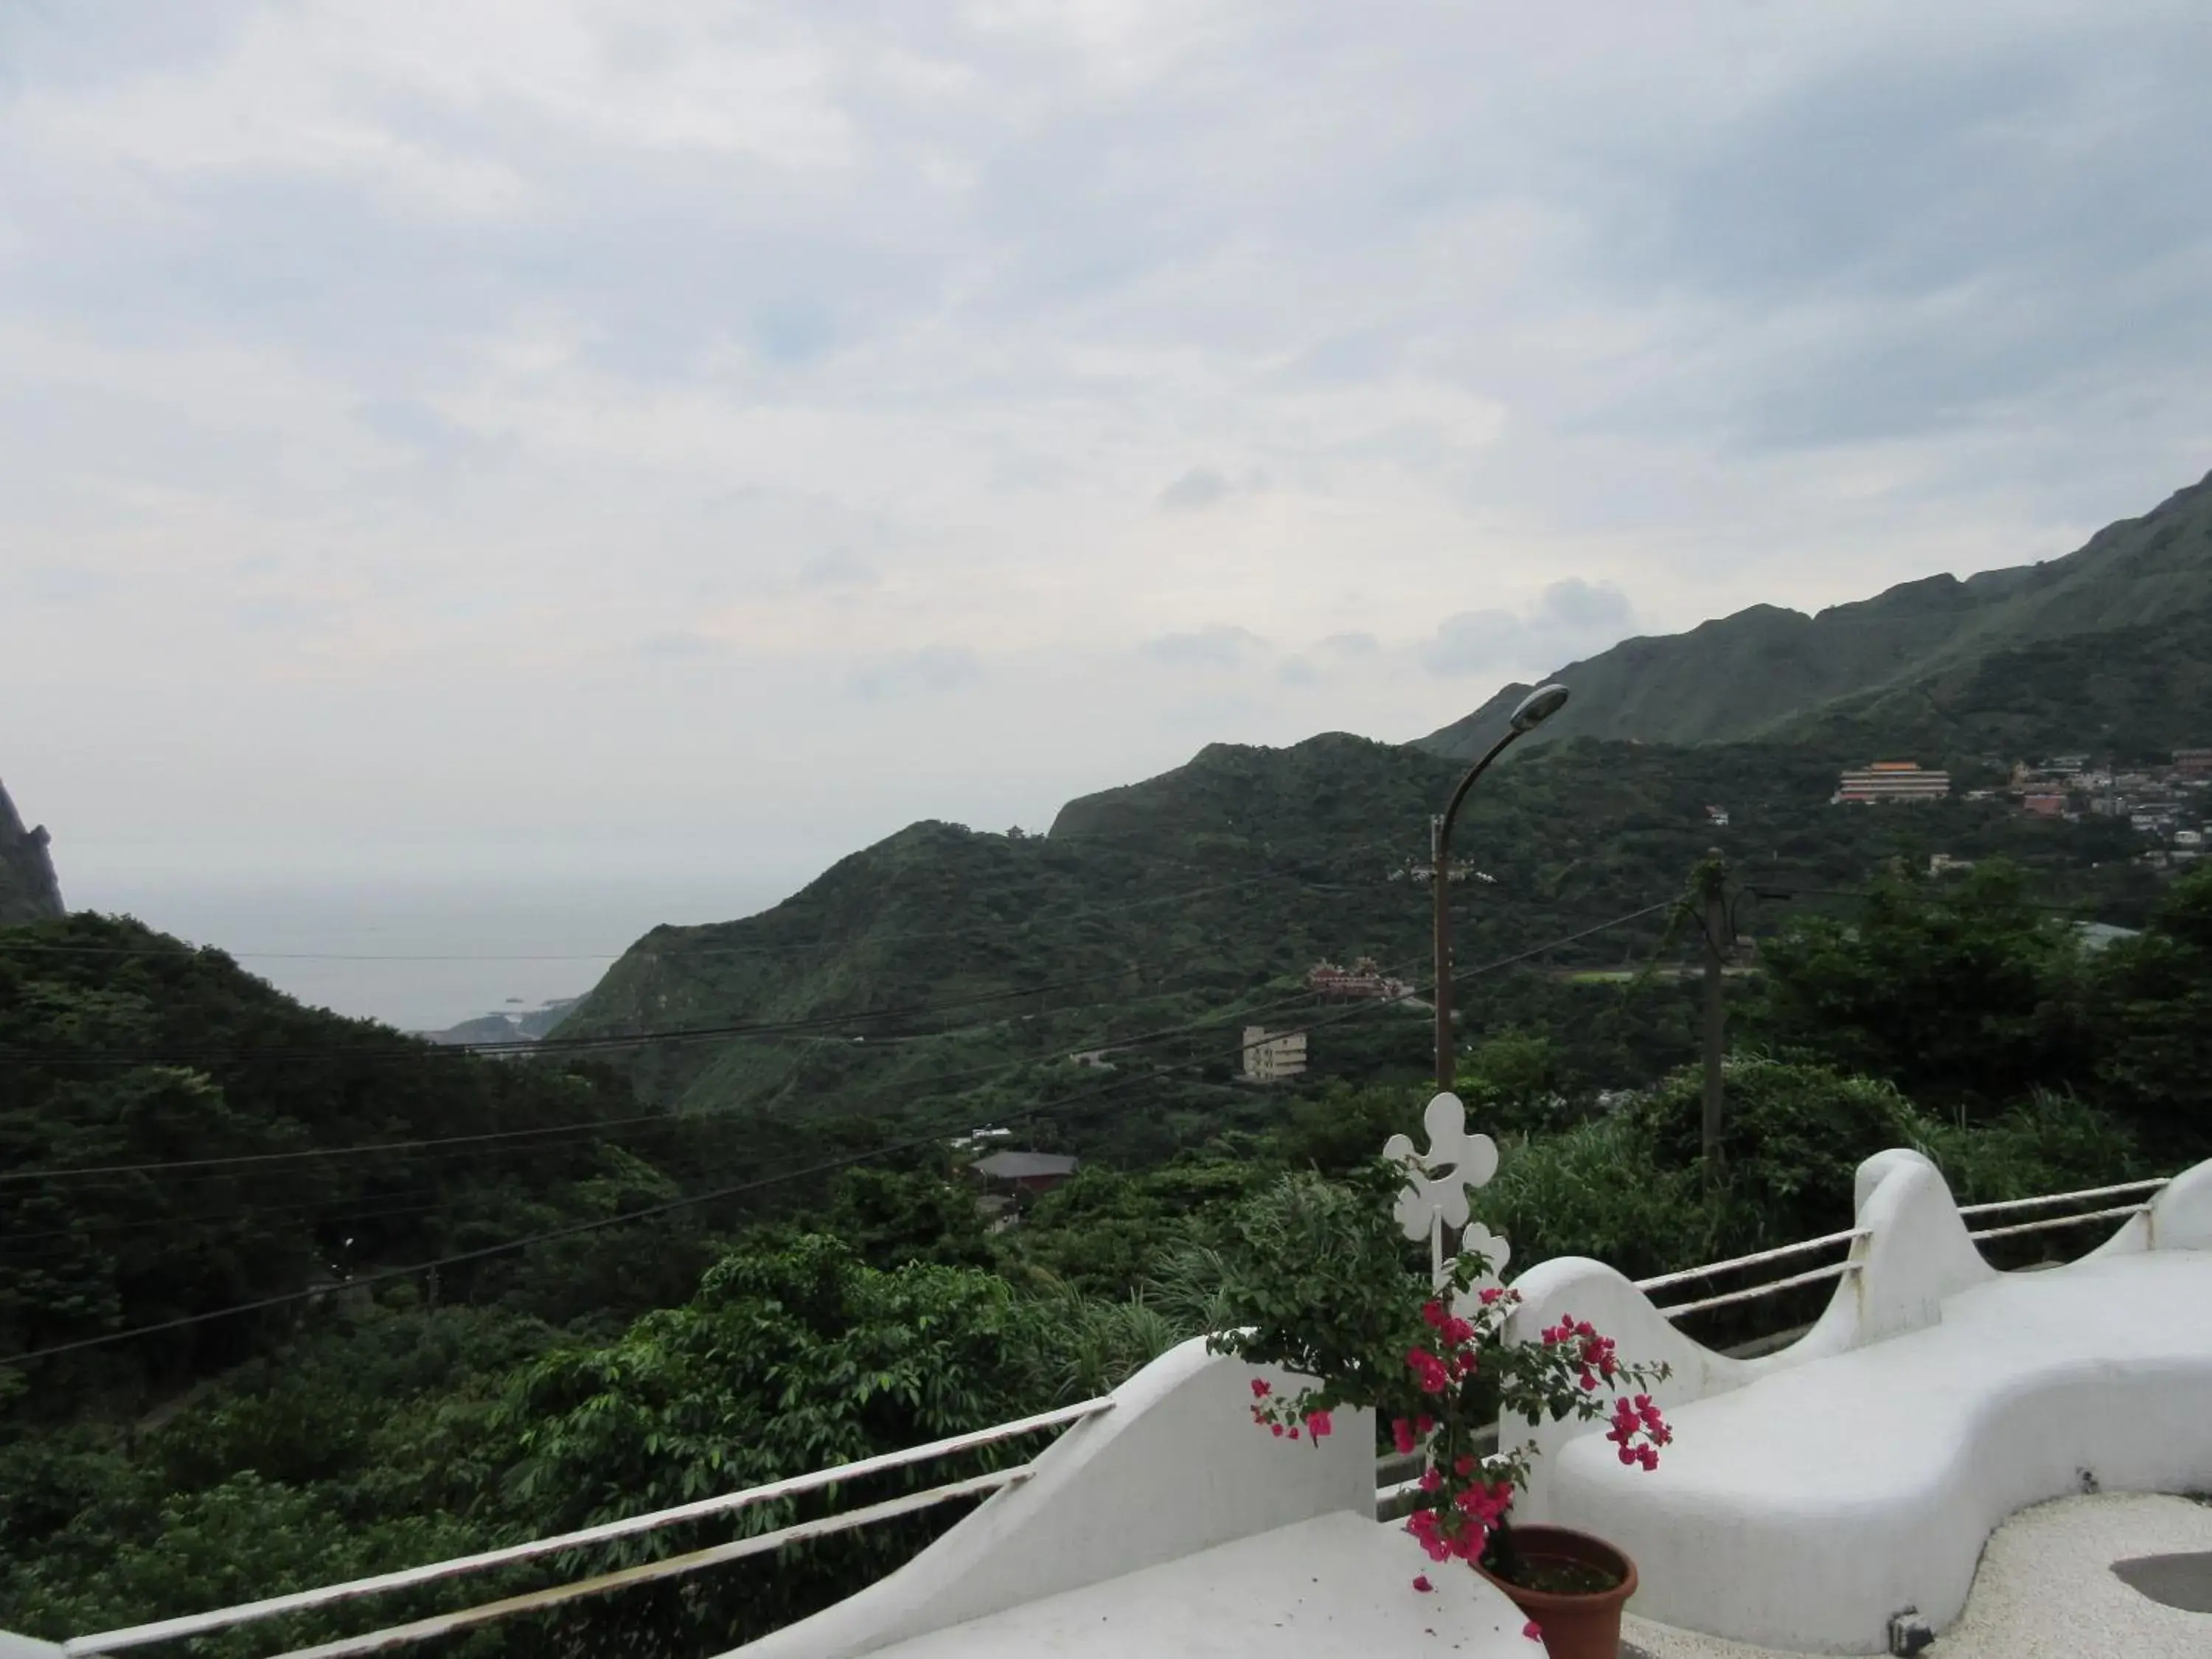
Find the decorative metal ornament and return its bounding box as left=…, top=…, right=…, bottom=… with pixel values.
left=1384, top=1091, right=1510, bottom=1292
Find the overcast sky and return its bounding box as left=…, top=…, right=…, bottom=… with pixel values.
left=7, top=0, right=2212, bottom=904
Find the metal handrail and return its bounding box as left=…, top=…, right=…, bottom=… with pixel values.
left=269, top=1470, right=1029, bottom=1659
left=1956, top=1177, right=2170, bottom=1218
left=1968, top=1201, right=2153, bottom=1243
left=1629, top=1172, right=2180, bottom=1321
left=1652, top=1259, right=1858, bottom=1320
left=65, top=1397, right=1116, bottom=1657
left=1632, top=1228, right=1868, bottom=1295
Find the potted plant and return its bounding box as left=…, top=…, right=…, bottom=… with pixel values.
left=1205, top=1159, right=1671, bottom=1659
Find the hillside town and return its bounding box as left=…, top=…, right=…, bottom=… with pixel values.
left=2006, top=748, right=2211, bottom=869
left=1829, top=750, right=2210, bottom=872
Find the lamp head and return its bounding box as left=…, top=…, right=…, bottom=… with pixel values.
left=1509, top=683, right=1571, bottom=733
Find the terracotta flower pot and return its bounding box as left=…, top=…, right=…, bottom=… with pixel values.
left=1476, top=1525, right=1638, bottom=1659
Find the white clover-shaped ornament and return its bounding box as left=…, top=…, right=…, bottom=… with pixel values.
left=1453, top=1220, right=1512, bottom=1298
left=1383, top=1091, right=1509, bottom=1291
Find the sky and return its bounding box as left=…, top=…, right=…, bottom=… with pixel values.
left=4, top=1, right=2212, bottom=1020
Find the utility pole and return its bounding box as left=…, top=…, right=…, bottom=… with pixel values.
left=1428, top=684, right=1573, bottom=1094
left=1700, top=849, right=1728, bottom=1175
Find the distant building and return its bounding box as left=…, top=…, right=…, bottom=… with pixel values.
left=2176, top=830, right=2205, bottom=849
left=1241, top=1026, right=1309, bottom=1084
left=1705, top=805, right=1731, bottom=827
left=1307, top=956, right=1411, bottom=1001
left=2020, top=793, right=2067, bottom=818
left=969, top=1151, right=1080, bottom=1195
left=2076, top=922, right=2142, bottom=953
left=1834, top=762, right=1951, bottom=804
left=1928, top=853, right=1975, bottom=875
left=2177, top=748, right=2212, bottom=775
left=1391, top=861, right=1493, bottom=886
left=2043, top=754, right=2091, bottom=773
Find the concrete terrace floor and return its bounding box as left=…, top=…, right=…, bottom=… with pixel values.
left=849, top=1510, right=1538, bottom=1658
left=1622, top=1494, right=2212, bottom=1659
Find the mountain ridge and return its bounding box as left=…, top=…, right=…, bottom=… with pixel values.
left=0, top=779, right=64, bottom=925
left=1422, top=467, right=2212, bottom=761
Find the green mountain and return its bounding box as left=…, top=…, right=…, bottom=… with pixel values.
left=1422, top=468, right=2212, bottom=763
left=0, top=781, right=64, bottom=925
left=549, top=734, right=2152, bottom=1133
left=0, top=915, right=696, bottom=1381
left=549, top=469, right=2206, bottom=1142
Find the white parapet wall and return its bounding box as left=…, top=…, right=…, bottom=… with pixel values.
left=1499, top=1150, right=2212, bottom=1652
left=730, top=1336, right=1377, bottom=1659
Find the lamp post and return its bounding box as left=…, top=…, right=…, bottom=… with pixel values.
left=1431, top=684, right=1570, bottom=1091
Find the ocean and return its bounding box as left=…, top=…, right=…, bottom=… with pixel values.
left=65, top=874, right=799, bottom=1033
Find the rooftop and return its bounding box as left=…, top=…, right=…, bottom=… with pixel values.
left=968, top=1151, right=1081, bottom=1181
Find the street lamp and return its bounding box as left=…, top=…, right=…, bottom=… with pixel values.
left=1431, top=683, right=1571, bottom=1091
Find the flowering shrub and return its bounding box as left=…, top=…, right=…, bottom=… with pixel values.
left=1207, top=1168, right=1672, bottom=1604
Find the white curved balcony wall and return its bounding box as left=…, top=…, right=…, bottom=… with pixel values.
left=732, top=1336, right=1377, bottom=1659
left=1499, top=1151, right=2212, bottom=1652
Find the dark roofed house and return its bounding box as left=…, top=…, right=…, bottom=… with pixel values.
left=968, top=1150, right=1080, bottom=1196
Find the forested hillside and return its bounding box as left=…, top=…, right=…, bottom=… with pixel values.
left=0, top=917, right=728, bottom=1397
left=7, top=863, right=2211, bottom=1655
left=5, top=467, right=2210, bottom=1654
left=1425, top=467, right=2212, bottom=762
left=549, top=730, right=2157, bottom=1135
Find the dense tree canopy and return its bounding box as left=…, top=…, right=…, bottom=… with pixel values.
left=4, top=849, right=2210, bottom=1655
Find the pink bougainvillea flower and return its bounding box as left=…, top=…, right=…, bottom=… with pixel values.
left=1412, top=1574, right=1434, bottom=1593
left=1251, top=1377, right=1271, bottom=1399
left=1392, top=1417, right=1418, bottom=1455
left=1523, top=1618, right=1545, bottom=1642
left=1270, top=1424, right=1284, bottom=1437
left=1305, top=1410, right=1332, bottom=1440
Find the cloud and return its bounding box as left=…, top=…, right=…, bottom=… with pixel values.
left=1158, top=467, right=1231, bottom=510
left=635, top=630, right=728, bottom=659
left=7, top=0, right=2212, bottom=921
left=1532, top=577, right=1635, bottom=637
left=1138, top=625, right=1266, bottom=671
left=796, top=547, right=880, bottom=591
left=1276, top=655, right=1321, bottom=686
left=850, top=646, right=982, bottom=700
left=1422, top=579, right=1636, bottom=678
left=1422, top=610, right=1523, bottom=675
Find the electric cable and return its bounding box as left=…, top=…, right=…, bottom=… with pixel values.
left=0, top=897, right=1675, bottom=1363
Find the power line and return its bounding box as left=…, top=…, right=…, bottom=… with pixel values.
left=1747, top=883, right=2112, bottom=916
left=5, top=894, right=1671, bottom=1197
left=0, top=1115, right=685, bottom=1186
left=0, top=897, right=1675, bottom=1362
left=0, top=956, right=1386, bottom=1190
left=0, top=958, right=1190, bottom=1070
left=0, top=845, right=1405, bottom=966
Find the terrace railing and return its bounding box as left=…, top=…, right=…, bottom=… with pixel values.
left=38, top=1398, right=1116, bottom=1659
left=1957, top=1175, right=2172, bottom=1242
left=1374, top=1170, right=2177, bottom=1517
